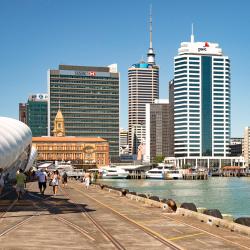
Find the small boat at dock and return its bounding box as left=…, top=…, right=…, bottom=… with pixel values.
left=164, top=169, right=183, bottom=180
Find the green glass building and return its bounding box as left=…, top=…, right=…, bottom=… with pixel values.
left=48, top=64, right=120, bottom=160
left=27, top=94, right=48, bottom=137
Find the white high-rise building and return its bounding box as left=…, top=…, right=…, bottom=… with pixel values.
left=128, top=10, right=159, bottom=155
left=174, top=31, right=230, bottom=158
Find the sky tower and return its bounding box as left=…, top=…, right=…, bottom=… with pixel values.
left=128, top=7, right=159, bottom=156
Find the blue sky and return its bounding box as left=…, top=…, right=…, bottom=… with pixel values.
left=0, top=0, right=249, bottom=137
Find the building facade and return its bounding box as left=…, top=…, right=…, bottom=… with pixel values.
left=19, top=103, right=27, bottom=124
left=244, top=127, right=250, bottom=166
left=48, top=64, right=119, bottom=160
left=32, top=137, right=109, bottom=168
left=174, top=34, right=230, bottom=158
left=229, top=137, right=243, bottom=156
left=145, top=99, right=172, bottom=162
left=128, top=12, right=159, bottom=155
left=26, top=94, right=48, bottom=137
left=119, top=128, right=129, bottom=155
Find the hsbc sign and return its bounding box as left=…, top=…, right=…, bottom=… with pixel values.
left=75, top=71, right=96, bottom=76
left=59, top=70, right=111, bottom=77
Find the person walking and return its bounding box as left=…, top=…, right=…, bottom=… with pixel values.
left=50, top=170, right=60, bottom=195
left=61, top=171, right=68, bottom=188
left=0, top=168, right=5, bottom=195
left=36, top=169, right=47, bottom=195
left=16, top=169, right=26, bottom=199
left=84, top=172, right=90, bottom=189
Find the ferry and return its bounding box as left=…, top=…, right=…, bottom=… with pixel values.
left=145, top=164, right=173, bottom=179
left=101, top=167, right=129, bottom=179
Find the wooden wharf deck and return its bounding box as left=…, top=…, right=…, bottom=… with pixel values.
left=183, top=172, right=208, bottom=180
left=0, top=180, right=250, bottom=249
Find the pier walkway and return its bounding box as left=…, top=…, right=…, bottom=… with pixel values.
left=0, top=180, right=250, bottom=249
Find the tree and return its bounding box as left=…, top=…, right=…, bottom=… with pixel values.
left=154, top=155, right=165, bottom=163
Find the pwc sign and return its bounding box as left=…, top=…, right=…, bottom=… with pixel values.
left=198, top=42, right=210, bottom=52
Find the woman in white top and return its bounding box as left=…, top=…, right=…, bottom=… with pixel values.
left=50, top=170, right=60, bottom=195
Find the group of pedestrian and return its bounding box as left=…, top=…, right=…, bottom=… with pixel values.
left=0, top=167, right=69, bottom=199
left=1, top=167, right=100, bottom=199
left=36, top=169, right=68, bottom=196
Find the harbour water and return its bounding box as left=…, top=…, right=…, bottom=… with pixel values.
left=98, top=177, right=250, bottom=218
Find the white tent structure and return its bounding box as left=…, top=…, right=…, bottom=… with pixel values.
left=0, top=117, right=36, bottom=177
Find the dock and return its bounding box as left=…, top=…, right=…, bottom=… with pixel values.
left=183, top=172, right=208, bottom=180
left=0, top=180, right=250, bottom=249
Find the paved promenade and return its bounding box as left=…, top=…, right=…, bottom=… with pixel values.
left=0, top=180, right=250, bottom=249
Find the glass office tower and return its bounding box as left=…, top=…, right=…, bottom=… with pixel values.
left=48, top=64, right=119, bottom=160
left=27, top=94, right=48, bottom=137
left=174, top=36, right=230, bottom=158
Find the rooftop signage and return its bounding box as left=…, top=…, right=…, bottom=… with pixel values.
left=59, top=70, right=111, bottom=77
left=29, top=94, right=48, bottom=101
left=178, top=41, right=223, bottom=56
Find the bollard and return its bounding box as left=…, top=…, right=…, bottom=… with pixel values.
left=121, top=189, right=128, bottom=196
left=167, top=199, right=177, bottom=212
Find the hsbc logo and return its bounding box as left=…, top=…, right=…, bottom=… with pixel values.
left=88, top=71, right=96, bottom=76
left=75, top=71, right=96, bottom=76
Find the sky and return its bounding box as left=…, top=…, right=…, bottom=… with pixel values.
left=0, top=0, right=250, bottom=137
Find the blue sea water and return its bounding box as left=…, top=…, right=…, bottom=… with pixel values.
left=98, top=177, right=250, bottom=218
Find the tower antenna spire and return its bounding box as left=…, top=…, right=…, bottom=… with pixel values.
left=147, top=4, right=155, bottom=65
left=191, top=23, right=195, bottom=43
left=149, top=4, right=153, bottom=49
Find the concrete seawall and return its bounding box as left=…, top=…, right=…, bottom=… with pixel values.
left=98, top=184, right=250, bottom=237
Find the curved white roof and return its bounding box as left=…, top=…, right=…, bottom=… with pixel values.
left=0, top=117, right=32, bottom=170
left=24, top=146, right=37, bottom=172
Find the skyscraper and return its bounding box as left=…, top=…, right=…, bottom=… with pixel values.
left=174, top=30, right=230, bottom=158
left=145, top=99, right=172, bottom=162
left=25, top=94, right=48, bottom=137
left=48, top=64, right=119, bottom=160
left=128, top=10, right=159, bottom=155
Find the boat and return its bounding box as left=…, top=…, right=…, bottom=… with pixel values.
left=145, top=165, right=173, bottom=179
left=101, top=167, right=129, bottom=179
left=165, top=169, right=183, bottom=180
left=55, top=161, right=74, bottom=172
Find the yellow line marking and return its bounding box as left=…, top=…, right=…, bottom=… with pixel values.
left=162, top=214, right=250, bottom=249
left=80, top=183, right=250, bottom=250
left=71, top=185, right=184, bottom=250
left=168, top=232, right=204, bottom=241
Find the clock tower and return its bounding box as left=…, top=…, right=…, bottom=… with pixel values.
left=53, top=108, right=65, bottom=137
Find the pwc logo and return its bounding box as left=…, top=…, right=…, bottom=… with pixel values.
left=198, top=42, right=209, bottom=52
